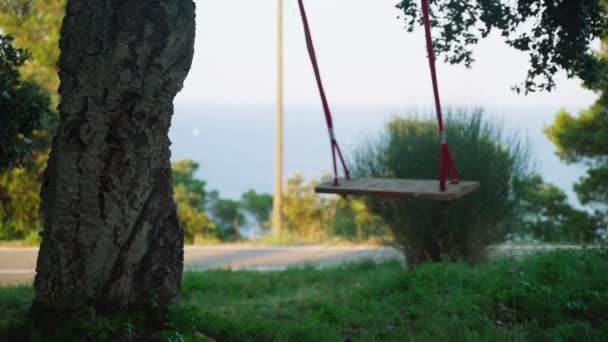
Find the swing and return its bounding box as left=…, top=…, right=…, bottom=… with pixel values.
left=295, top=0, right=480, bottom=201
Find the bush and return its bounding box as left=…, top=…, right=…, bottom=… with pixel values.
left=330, top=198, right=389, bottom=241
left=282, top=173, right=333, bottom=240
left=353, top=110, right=531, bottom=266
left=0, top=152, right=47, bottom=241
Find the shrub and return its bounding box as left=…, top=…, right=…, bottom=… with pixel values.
left=282, top=173, right=333, bottom=240
left=171, top=160, right=216, bottom=243
left=353, top=110, right=531, bottom=266
left=330, top=198, right=389, bottom=241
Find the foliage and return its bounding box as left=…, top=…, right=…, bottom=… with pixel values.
left=173, top=185, right=216, bottom=244
left=0, top=33, right=54, bottom=243
left=330, top=198, right=389, bottom=241
left=547, top=106, right=608, bottom=213
left=2, top=250, right=608, bottom=340
left=269, top=173, right=390, bottom=242
left=0, top=2, right=65, bottom=239
left=0, top=34, right=53, bottom=169
left=171, top=160, right=216, bottom=243
left=0, top=154, right=386, bottom=243
left=282, top=173, right=333, bottom=240
left=208, top=191, right=244, bottom=241
left=396, top=0, right=608, bottom=93
left=546, top=40, right=608, bottom=229
left=514, top=175, right=600, bottom=243
left=0, top=153, right=46, bottom=242
left=353, top=110, right=531, bottom=266
left=172, top=160, right=208, bottom=206
left=0, top=0, right=66, bottom=97
left=240, top=190, right=273, bottom=231
left=548, top=108, right=608, bottom=165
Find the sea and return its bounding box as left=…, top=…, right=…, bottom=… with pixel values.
left=168, top=103, right=588, bottom=206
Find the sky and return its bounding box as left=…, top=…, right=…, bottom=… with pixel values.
left=169, top=0, right=599, bottom=203
left=176, top=0, right=598, bottom=108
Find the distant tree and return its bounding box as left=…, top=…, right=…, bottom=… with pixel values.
left=514, top=175, right=599, bottom=243
left=330, top=198, right=388, bottom=241
left=545, top=40, right=608, bottom=229
left=0, top=34, right=52, bottom=169
left=397, top=0, right=608, bottom=93
left=240, top=190, right=273, bottom=231
left=172, top=160, right=215, bottom=243
left=208, top=191, right=244, bottom=241
left=0, top=0, right=66, bottom=97
left=0, top=33, right=56, bottom=247
left=283, top=173, right=332, bottom=240
left=172, top=160, right=207, bottom=207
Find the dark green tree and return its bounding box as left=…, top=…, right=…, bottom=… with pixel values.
left=208, top=191, right=244, bottom=241
left=397, top=0, right=608, bottom=93
left=546, top=106, right=608, bottom=225
left=514, top=175, right=599, bottom=242
left=545, top=39, right=608, bottom=230
left=0, top=34, right=52, bottom=169
left=240, top=190, right=273, bottom=231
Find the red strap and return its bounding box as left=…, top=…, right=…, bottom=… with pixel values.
left=298, top=0, right=350, bottom=185
left=421, top=0, right=459, bottom=191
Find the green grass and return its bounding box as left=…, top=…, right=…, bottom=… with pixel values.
left=1, top=249, right=607, bottom=341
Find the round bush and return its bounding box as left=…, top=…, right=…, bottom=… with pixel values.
left=353, top=110, right=531, bottom=267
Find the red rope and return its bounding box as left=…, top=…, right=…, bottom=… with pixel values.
left=420, top=0, right=459, bottom=191
left=298, top=0, right=350, bottom=185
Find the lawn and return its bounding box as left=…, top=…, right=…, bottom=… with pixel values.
left=1, top=249, right=607, bottom=341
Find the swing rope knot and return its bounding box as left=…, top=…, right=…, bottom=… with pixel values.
left=421, top=0, right=460, bottom=191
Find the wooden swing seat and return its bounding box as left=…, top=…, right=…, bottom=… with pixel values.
left=315, top=178, right=480, bottom=201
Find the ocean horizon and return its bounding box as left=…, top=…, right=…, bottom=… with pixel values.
left=169, top=102, right=588, bottom=206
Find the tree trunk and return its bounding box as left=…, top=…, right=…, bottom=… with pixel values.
left=32, top=0, right=195, bottom=315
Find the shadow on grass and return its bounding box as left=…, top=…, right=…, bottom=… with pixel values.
left=1, top=249, right=607, bottom=341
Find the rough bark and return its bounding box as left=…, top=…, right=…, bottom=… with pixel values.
left=32, top=0, right=195, bottom=314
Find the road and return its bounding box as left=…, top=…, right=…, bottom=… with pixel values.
left=0, top=244, right=584, bottom=286
left=0, top=245, right=400, bottom=286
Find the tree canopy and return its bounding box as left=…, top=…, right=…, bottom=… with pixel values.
left=545, top=41, right=608, bottom=226
left=0, top=34, right=52, bottom=169
left=514, top=174, right=599, bottom=242
left=397, top=0, right=608, bottom=93
left=240, top=190, right=273, bottom=231
left=0, top=0, right=66, bottom=96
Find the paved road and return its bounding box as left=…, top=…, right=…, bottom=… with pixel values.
left=0, top=245, right=401, bottom=286
left=0, top=244, right=585, bottom=286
